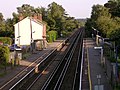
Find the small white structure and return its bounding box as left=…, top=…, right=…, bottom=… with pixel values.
left=14, top=14, right=46, bottom=50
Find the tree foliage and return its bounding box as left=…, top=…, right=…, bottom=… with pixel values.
left=47, top=2, right=76, bottom=36
left=104, top=0, right=120, bottom=17
left=0, top=2, right=80, bottom=40
left=0, top=46, right=10, bottom=70
left=47, top=30, right=58, bottom=42
left=85, top=0, right=120, bottom=46
left=0, top=37, right=12, bottom=45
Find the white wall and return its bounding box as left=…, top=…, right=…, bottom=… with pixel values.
left=14, top=24, right=19, bottom=44
left=14, top=17, right=44, bottom=46
left=32, top=20, right=43, bottom=40
left=14, top=17, right=31, bottom=45
left=19, top=18, right=31, bottom=45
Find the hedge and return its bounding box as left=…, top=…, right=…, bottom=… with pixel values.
left=47, top=31, right=58, bottom=43
left=0, top=37, right=12, bottom=45
left=0, top=45, right=10, bottom=65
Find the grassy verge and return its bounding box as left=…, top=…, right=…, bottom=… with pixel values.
left=22, top=53, right=31, bottom=59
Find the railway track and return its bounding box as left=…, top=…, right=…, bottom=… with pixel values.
left=18, top=43, right=69, bottom=90
left=0, top=49, right=54, bottom=90
left=40, top=28, right=84, bottom=90
left=2, top=28, right=84, bottom=90
left=19, top=29, right=81, bottom=90
left=55, top=30, right=83, bottom=90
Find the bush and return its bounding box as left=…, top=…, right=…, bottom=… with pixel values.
left=47, top=31, right=58, bottom=43
left=0, top=37, right=12, bottom=45
left=61, top=31, right=71, bottom=38
left=0, top=45, right=10, bottom=66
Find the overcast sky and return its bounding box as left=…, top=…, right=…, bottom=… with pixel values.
left=0, top=0, right=108, bottom=19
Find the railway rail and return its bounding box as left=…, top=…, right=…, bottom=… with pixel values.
left=41, top=28, right=84, bottom=90
left=20, top=29, right=81, bottom=90
left=1, top=28, right=85, bottom=90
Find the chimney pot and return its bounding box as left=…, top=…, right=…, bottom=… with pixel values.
left=19, top=13, right=24, bottom=21
left=33, top=14, right=38, bottom=20
left=37, top=14, right=42, bottom=21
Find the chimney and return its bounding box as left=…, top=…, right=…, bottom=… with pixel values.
left=37, top=14, right=42, bottom=21
left=33, top=14, right=38, bottom=20
left=43, top=24, right=46, bottom=38
left=19, top=13, right=24, bottom=21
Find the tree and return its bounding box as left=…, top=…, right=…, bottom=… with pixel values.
left=91, top=5, right=111, bottom=28
left=0, top=13, right=6, bottom=36
left=11, top=3, right=78, bottom=38
left=17, top=4, right=35, bottom=17
left=47, top=2, right=78, bottom=37
left=85, top=18, right=93, bottom=37
left=47, top=2, right=67, bottom=36
left=85, top=3, right=119, bottom=38
left=85, top=5, right=111, bottom=37
left=48, top=2, right=65, bottom=19
left=85, top=0, right=120, bottom=44
left=4, top=18, right=14, bottom=38
left=12, top=4, right=44, bottom=23
left=104, top=0, right=120, bottom=17
left=108, top=17, right=120, bottom=40
left=96, top=16, right=117, bottom=37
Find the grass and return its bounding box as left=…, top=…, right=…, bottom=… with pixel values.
left=114, top=83, right=120, bottom=90
left=0, top=72, right=6, bottom=77
left=0, top=64, right=6, bottom=77
left=108, top=57, right=120, bottom=63
left=0, top=64, right=5, bottom=69
left=22, top=53, right=31, bottom=59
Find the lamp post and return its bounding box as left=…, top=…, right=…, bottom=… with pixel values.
left=30, top=31, right=35, bottom=53
left=30, top=18, right=36, bottom=53
left=92, top=27, right=99, bottom=35
left=92, top=27, right=99, bottom=45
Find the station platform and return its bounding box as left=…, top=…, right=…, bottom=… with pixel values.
left=84, top=38, right=112, bottom=90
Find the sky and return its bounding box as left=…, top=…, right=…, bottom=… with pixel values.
left=0, top=0, right=108, bottom=19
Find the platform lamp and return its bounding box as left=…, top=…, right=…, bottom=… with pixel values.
left=92, top=27, right=99, bottom=45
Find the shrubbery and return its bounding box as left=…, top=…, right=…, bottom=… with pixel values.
left=47, top=30, right=58, bottom=43
left=0, top=45, right=10, bottom=67
left=0, top=37, right=12, bottom=45
left=61, top=31, right=72, bottom=38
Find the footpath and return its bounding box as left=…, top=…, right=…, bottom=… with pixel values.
left=84, top=38, right=112, bottom=90
left=0, top=38, right=65, bottom=89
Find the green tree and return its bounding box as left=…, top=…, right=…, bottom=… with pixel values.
left=11, top=3, right=78, bottom=38
left=47, top=2, right=66, bottom=35
left=91, top=4, right=111, bottom=28
left=0, top=13, right=6, bottom=36
left=17, top=4, right=35, bottom=17
left=86, top=4, right=114, bottom=37
left=0, top=46, right=10, bottom=71
left=86, top=1, right=120, bottom=43
left=104, top=0, right=120, bottom=17
left=4, top=18, right=14, bottom=38
left=12, top=4, right=43, bottom=22
left=85, top=18, right=93, bottom=37
left=96, top=16, right=117, bottom=37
